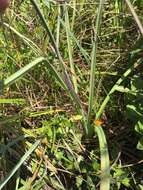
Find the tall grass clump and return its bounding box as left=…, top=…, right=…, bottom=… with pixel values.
left=0, top=0, right=143, bottom=189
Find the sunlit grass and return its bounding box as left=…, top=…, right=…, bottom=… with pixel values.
left=0, top=0, right=143, bottom=189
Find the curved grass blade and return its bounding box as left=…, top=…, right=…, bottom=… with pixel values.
left=96, top=58, right=142, bottom=119
left=4, top=56, right=67, bottom=90
left=0, top=139, right=41, bottom=190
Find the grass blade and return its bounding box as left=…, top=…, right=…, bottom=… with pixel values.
left=95, top=125, right=110, bottom=190
left=87, top=0, right=105, bottom=128
left=125, top=0, right=143, bottom=36
left=56, top=5, right=61, bottom=48
left=0, top=139, right=41, bottom=190
left=71, top=0, right=76, bottom=30
left=4, top=56, right=67, bottom=90
left=3, top=22, right=42, bottom=55
left=45, top=60, right=67, bottom=90
left=4, top=57, right=46, bottom=86
left=30, top=0, right=66, bottom=73
left=64, top=4, right=78, bottom=93
left=60, top=19, right=90, bottom=64
left=96, top=59, right=142, bottom=119
left=0, top=98, right=26, bottom=105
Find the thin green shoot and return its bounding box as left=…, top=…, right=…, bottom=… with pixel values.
left=64, top=4, right=78, bottom=93
left=0, top=139, right=41, bottom=190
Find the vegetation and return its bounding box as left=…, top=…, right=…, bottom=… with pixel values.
left=0, top=0, right=143, bottom=189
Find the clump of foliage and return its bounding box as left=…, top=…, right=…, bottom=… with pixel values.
left=0, top=0, right=143, bottom=190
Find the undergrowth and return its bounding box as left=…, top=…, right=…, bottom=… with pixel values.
left=0, top=0, right=143, bottom=190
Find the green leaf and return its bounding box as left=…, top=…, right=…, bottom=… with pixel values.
left=88, top=0, right=106, bottom=129
left=92, top=160, right=100, bottom=171
left=76, top=175, right=83, bottom=188
left=131, top=75, right=143, bottom=93
left=126, top=104, right=143, bottom=121
left=113, top=167, right=124, bottom=178
left=47, top=127, right=53, bottom=139
left=64, top=5, right=78, bottom=93
left=115, top=85, right=130, bottom=93
left=122, top=177, right=130, bottom=187
left=87, top=176, right=95, bottom=190
left=137, top=137, right=143, bottom=150
left=55, top=151, right=64, bottom=161
left=135, top=120, right=143, bottom=134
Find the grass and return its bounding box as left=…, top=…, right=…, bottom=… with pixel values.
left=0, top=0, right=143, bottom=189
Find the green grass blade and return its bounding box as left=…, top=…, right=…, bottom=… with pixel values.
left=0, top=139, right=41, bottom=190
left=96, top=59, right=142, bottom=119
left=60, top=19, right=90, bottom=64
left=4, top=55, right=67, bottom=90
left=3, top=22, right=42, bottom=55
left=95, top=126, right=110, bottom=190
left=87, top=0, right=105, bottom=127
left=30, top=0, right=66, bottom=72
left=71, top=0, right=76, bottom=30
left=0, top=98, right=26, bottom=105
left=45, top=60, right=67, bottom=90
left=56, top=5, right=61, bottom=48
left=15, top=170, right=20, bottom=190
left=64, top=5, right=78, bottom=93
left=4, top=57, right=46, bottom=86
left=30, top=0, right=59, bottom=56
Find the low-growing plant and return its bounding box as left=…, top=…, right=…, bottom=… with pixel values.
left=0, top=0, right=143, bottom=189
